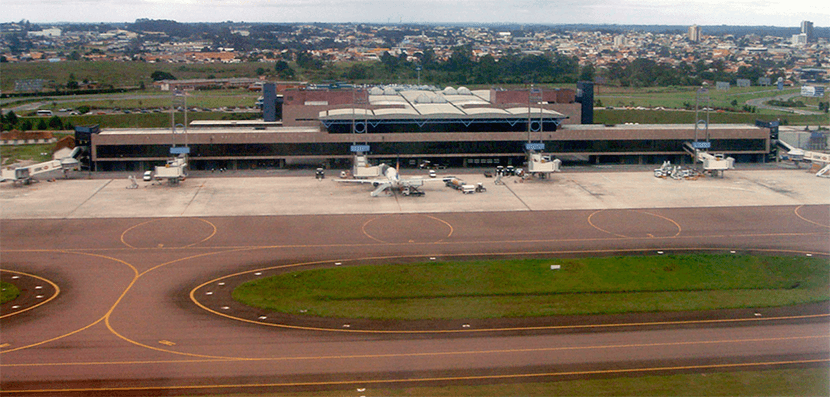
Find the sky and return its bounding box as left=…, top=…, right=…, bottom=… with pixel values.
left=3, top=0, right=828, bottom=27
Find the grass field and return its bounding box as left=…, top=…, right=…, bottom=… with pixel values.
left=0, top=61, right=269, bottom=92
left=12, top=111, right=258, bottom=130
left=1, top=281, right=20, bottom=304
left=29, top=89, right=261, bottom=113
left=254, top=368, right=828, bottom=397
left=233, top=254, right=829, bottom=320
left=596, top=86, right=806, bottom=110
left=0, top=141, right=63, bottom=166
left=594, top=109, right=829, bottom=125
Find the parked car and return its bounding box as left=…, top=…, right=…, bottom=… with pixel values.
left=143, top=171, right=153, bottom=181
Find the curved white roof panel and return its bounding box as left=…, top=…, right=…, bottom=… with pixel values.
left=506, top=107, right=566, bottom=117
left=414, top=103, right=465, bottom=116
left=443, top=95, right=488, bottom=105
left=372, top=108, right=421, bottom=117
left=320, top=108, right=374, bottom=118
left=463, top=107, right=511, bottom=116
left=471, top=90, right=491, bottom=102
left=369, top=95, right=408, bottom=105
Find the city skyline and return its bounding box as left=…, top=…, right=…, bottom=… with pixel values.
left=3, top=0, right=827, bottom=27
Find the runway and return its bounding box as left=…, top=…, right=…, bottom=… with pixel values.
left=1, top=202, right=828, bottom=395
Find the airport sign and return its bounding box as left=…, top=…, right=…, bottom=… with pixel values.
left=692, top=141, right=711, bottom=149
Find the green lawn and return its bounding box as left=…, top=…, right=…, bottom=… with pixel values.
left=233, top=254, right=829, bottom=320
left=33, top=89, right=260, bottom=112
left=594, top=109, right=829, bottom=126
left=0, top=141, right=61, bottom=166
left=248, top=368, right=828, bottom=397
left=0, top=61, right=269, bottom=92
left=597, top=86, right=805, bottom=110
left=1, top=281, right=20, bottom=304
left=12, top=111, right=258, bottom=130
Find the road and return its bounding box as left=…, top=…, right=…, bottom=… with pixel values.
left=746, top=91, right=825, bottom=116
left=1, top=201, right=828, bottom=395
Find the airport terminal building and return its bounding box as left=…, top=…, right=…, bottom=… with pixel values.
left=84, top=85, right=771, bottom=171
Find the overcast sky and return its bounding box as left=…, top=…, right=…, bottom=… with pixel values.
left=3, top=0, right=827, bottom=27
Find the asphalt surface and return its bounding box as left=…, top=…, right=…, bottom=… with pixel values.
left=1, top=169, right=829, bottom=396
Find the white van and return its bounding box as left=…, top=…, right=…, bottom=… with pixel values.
left=36, top=110, right=53, bottom=117
left=143, top=171, right=153, bottom=181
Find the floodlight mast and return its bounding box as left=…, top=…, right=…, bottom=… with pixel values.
left=694, top=87, right=710, bottom=166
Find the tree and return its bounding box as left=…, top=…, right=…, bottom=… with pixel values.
left=579, top=63, right=595, bottom=82
left=5, top=111, right=18, bottom=126
left=48, top=116, right=63, bottom=130
left=37, top=119, right=48, bottom=130
left=150, top=70, right=176, bottom=81
left=77, top=105, right=90, bottom=115
left=299, top=52, right=323, bottom=70
left=66, top=72, right=79, bottom=90
left=275, top=60, right=295, bottom=79
left=346, top=64, right=369, bottom=81
left=19, top=119, right=33, bottom=131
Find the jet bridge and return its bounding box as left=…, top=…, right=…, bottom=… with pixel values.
left=1, top=147, right=84, bottom=186
left=524, top=142, right=561, bottom=180
left=683, top=141, right=734, bottom=177
left=351, top=154, right=382, bottom=179
left=776, top=140, right=830, bottom=177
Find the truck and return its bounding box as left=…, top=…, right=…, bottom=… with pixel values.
left=445, top=177, right=465, bottom=190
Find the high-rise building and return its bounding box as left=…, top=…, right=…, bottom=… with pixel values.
left=688, top=25, right=701, bottom=42
left=801, top=20, right=814, bottom=42
left=613, top=35, right=626, bottom=47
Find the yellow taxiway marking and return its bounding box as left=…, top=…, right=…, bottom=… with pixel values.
left=158, top=340, right=176, bottom=346
left=2, top=358, right=827, bottom=394
left=361, top=213, right=454, bottom=244
left=794, top=204, right=830, bottom=229
left=1, top=229, right=827, bottom=255
left=2, top=334, right=827, bottom=368
left=120, top=218, right=218, bottom=249
left=0, top=269, right=60, bottom=319
left=190, top=247, right=829, bottom=334
left=587, top=209, right=682, bottom=238
left=0, top=343, right=10, bottom=348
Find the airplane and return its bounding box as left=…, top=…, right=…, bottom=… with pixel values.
left=335, top=163, right=445, bottom=197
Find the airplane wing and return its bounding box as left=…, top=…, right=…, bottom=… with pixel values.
left=334, top=178, right=384, bottom=186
